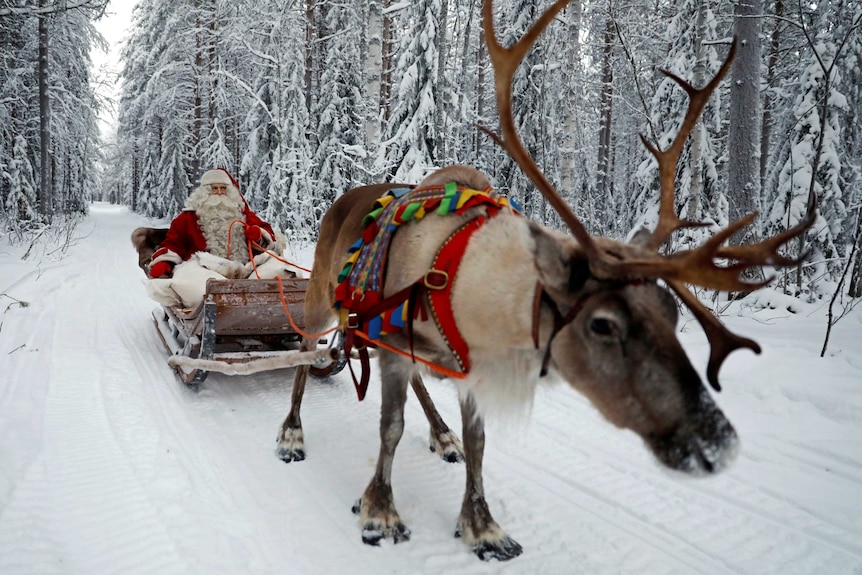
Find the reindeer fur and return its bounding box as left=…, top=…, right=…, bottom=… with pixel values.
left=276, top=165, right=739, bottom=561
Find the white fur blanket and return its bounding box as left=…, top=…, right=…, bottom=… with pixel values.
left=146, top=250, right=300, bottom=309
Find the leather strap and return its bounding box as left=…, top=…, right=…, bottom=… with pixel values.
left=532, top=282, right=593, bottom=377
left=532, top=279, right=648, bottom=376
left=424, top=217, right=487, bottom=374
left=342, top=282, right=421, bottom=400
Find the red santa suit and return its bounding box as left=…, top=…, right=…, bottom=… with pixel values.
left=149, top=169, right=275, bottom=271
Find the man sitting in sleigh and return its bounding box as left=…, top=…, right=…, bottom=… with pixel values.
left=139, top=168, right=293, bottom=309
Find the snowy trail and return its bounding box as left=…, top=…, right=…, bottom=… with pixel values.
left=1, top=204, right=861, bottom=574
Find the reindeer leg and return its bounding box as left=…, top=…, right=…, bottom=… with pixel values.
left=455, top=395, right=522, bottom=561
left=276, top=343, right=313, bottom=462
left=410, top=373, right=464, bottom=463
left=276, top=276, right=332, bottom=462
left=353, top=358, right=411, bottom=545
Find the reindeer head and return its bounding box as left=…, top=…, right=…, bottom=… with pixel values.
left=482, top=0, right=815, bottom=474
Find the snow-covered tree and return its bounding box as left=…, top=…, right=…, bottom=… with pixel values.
left=97, top=0, right=860, bottom=307
left=631, top=0, right=726, bottom=247
left=3, top=134, right=38, bottom=227
left=311, top=0, right=368, bottom=201
left=234, top=1, right=310, bottom=239
left=768, top=30, right=850, bottom=295
left=488, top=0, right=563, bottom=222
left=0, top=0, right=105, bottom=229
left=376, top=0, right=444, bottom=182
left=49, top=6, right=103, bottom=214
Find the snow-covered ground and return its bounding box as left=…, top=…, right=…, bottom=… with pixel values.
left=1, top=203, right=861, bottom=575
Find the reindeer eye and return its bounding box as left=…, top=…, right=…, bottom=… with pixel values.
left=590, top=317, right=614, bottom=336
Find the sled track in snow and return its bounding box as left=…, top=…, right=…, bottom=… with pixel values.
left=2, top=206, right=861, bottom=575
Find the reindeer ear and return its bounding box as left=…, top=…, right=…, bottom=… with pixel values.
left=629, top=227, right=652, bottom=246
left=529, top=222, right=590, bottom=295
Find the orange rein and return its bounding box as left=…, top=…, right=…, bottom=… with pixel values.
left=225, top=219, right=335, bottom=340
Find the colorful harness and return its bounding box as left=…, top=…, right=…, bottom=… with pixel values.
left=335, top=182, right=517, bottom=400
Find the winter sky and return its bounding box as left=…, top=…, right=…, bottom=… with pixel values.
left=92, top=1, right=138, bottom=131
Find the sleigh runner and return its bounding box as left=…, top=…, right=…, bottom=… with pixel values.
left=134, top=227, right=346, bottom=389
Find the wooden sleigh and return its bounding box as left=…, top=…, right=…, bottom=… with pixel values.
left=133, top=227, right=346, bottom=390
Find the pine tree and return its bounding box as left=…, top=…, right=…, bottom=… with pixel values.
left=768, top=26, right=850, bottom=295
left=376, top=0, right=444, bottom=182
left=235, top=0, right=313, bottom=240
left=49, top=7, right=103, bottom=214
left=631, top=0, right=725, bottom=247
left=3, top=134, right=38, bottom=229
left=312, top=0, right=367, bottom=201
left=490, top=0, right=560, bottom=222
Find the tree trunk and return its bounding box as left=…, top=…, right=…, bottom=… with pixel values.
left=595, top=13, right=614, bottom=202
left=38, top=0, right=53, bottom=221
left=760, top=0, right=782, bottom=192
left=305, top=0, right=314, bottom=113
left=475, top=11, right=486, bottom=161
left=457, top=0, right=476, bottom=161
left=434, top=0, right=449, bottom=164
left=686, top=0, right=708, bottom=221
left=208, top=11, right=218, bottom=128
left=559, top=0, right=582, bottom=196
left=380, top=0, right=394, bottom=129
left=132, top=142, right=139, bottom=213
left=849, top=219, right=862, bottom=297
left=366, top=1, right=382, bottom=147
left=191, top=0, right=202, bottom=181
left=727, top=0, right=762, bottom=244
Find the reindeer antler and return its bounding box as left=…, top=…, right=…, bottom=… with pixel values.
left=482, top=0, right=817, bottom=390
left=481, top=0, right=597, bottom=257
left=639, top=45, right=736, bottom=250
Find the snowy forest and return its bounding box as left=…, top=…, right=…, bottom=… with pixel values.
left=1, top=0, right=861, bottom=302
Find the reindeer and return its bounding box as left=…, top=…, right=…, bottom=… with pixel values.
left=276, top=0, right=815, bottom=561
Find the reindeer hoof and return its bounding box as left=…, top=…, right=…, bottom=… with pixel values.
left=441, top=449, right=463, bottom=463
left=429, top=430, right=464, bottom=463
left=455, top=521, right=523, bottom=561
left=277, top=446, right=305, bottom=462
left=361, top=522, right=411, bottom=546
left=357, top=497, right=412, bottom=546
left=276, top=428, right=305, bottom=462
left=471, top=537, right=523, bottom=562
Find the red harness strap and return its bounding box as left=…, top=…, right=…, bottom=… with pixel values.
left=424, top=216, right=487, bottom=374
left=342, top=216, right=487, bottom=400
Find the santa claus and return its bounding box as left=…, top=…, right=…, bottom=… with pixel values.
left=146, top=168, right=290, bottom=308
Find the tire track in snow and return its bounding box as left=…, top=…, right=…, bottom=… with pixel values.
left=486, top=370, right=862, bottom=574
left=7, top=206, right=857, bottom=574
left=96, top=208, right=305, bottom=573
left=0, top=224, right=191, bottom=575
left=141, top=365, right=465, bottom=573
left=113, top=301, right=295, bottom=571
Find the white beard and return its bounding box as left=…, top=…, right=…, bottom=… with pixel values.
left=192, top=189, right=249, bottom=262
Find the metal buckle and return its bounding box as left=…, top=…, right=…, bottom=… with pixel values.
left=424, top=269, right=449, bottom=290
left=347, top=312, right=359, bottom=329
